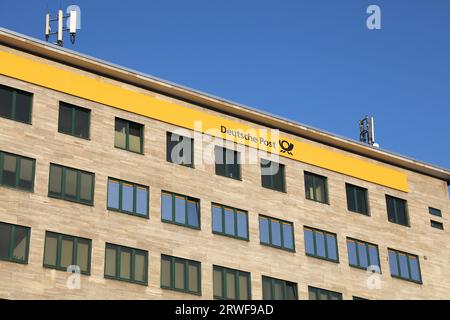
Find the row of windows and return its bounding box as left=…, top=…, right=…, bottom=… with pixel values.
left=2, top=147, right=441, bottom=234
left=1, top=85, right=444, bottom=230
left=0, top=221, right=374, bottom=299
left=0, top=220, right=423, bottom=286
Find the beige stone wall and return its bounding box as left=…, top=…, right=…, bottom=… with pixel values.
left=0, top=45, right=449, bottom=300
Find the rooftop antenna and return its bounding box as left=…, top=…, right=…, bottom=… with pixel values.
left=45, top=5, right=78, bottom=46
left=359, top=115, right=379, bottom=148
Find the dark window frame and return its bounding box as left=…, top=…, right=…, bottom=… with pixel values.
left=58, top=102, right=91, bottom=140
left=0, top=222, right=31, bottom=264
left=386, top=195, right=409, bottom=227
left=304, top=226, right=339, bottom=263
left=388, top=248, right=422, bottom=284
left=160, top=254, right=202, bottom=295
left=211, top=203, right=249, bottom=241
left=43, top=231, right=92, bottom=275
left=428, top=207, right=442, bottom=217
left=107, top=177, right=149, bottom=218
left=214, top=146, right=241, bottom=180
left=345, top=183, right=369, bottom=215
left=262, top=275, right=298, bottom=300
left=166, top=132, right=194, bottom=168
left=213, top=265, right=251, bottom=300
left=430, top=220, right=444, bottom=230
left=161, top=191, right=201, bottom=230
left=48, top=163, right=95, bottom=206
left=304, top=171, right=329, bottom=204
left=0, top=151, right=36, bottom=192
left=308, top=286, right=343, bottom=300
left=260, top=159, right=286, bottom=192
left=104, top=243, right=148, bottom=285
left=114, top=117, right=144, bottom=154
left=346, top=237, right=381, bottom=271
left=0, top=84, right=33, bottom=124
left=259, top=215, right=295, bottom=252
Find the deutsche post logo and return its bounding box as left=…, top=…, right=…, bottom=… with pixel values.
left=279, top=140, right=294, bottom=155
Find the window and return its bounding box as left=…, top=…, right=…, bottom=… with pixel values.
left=114, top=118, right=143, bottom=154
left=161, top=191, right=200, bottom=229
left=58, top=102, right=90, bottom=139
left=213, top=265, right=251, bottom=300
left=346, top=184, right=369, bottom=215
left=429, top=207, right=442, bottom=217
left=107, top=178, right=149, bottom=218
left=43, top=231, right=91, bottom=274
left=262, top=276, right=297, bottom=300
left=308, top=286, right=342, bottom=300
left=388, top=249, right=422, bottom=283
left=212, top=204, right=248, bottom=240
left=386, top=195, right=409, bottom=226
left=260, top=159, right=286, bottom=192
left=215, top=146, right=241, bottom=180
left=353, top=296, right=369, bottom=300
left=161, top=254, right=201, bottom=295
left=0, top=84, right=32, bottom=124
left=104, top=243, right=148, bottom=285
left=346, top=238, right=380, bottom=270
left=166, top=132, right=194, bottom=167
left=304, top=172, right=328, bottom=204
left=0, top=222, right=30, bottom=264
left=304, top=227, right=338, bottom=262
left=259, top=216, right=294, bottom=251
left=431, top=220, right=444, bottom=230
left=0, top=151, right=35, bottom=191
left=48, top=164, right=94, bottom=205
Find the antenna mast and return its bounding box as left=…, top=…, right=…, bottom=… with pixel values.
left=359, top=115, right=379, bottom=147
left=45, top=8, right=78, bottom=46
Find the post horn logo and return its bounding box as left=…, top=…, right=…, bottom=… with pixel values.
left=279, top=140, right=294, bottom=155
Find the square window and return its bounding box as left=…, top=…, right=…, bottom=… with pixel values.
left=261, top=159, right=285, bottom=192
left=114, top=118, right=143, bottom=153
left=212, top=204, right=248, bottom=240
left=386, top=195, right=409, bottom=226
left=161, top=254, right=201, bottom=295
left=58, top=102, right=90, bottom=139
left=215, top=146, right=241, bottom=180
left=346, top=183, right=369, bottom=215
left=161, top=192, right=200, bottom=229
left=104, top=243, right=147, bottom=285
left=304, top=172, right=328, bottom=204
left=107, top=178, right=149, bottom=217
left=0, top=152, right=35, bottom=191
left=48, top=164, right=94, bottom=205
left=166, top=132, right=194, bottom=167
left=260, top=216, right=294, bottom=251
left=0, top=85, right=32, bottom=124
left=44, top=232, right=91, bottom=275
left=388, top=249, right=421, bottom=283
left=304, top=227, right=338, bottom=262
left=262, top=276, right=297, bottom=300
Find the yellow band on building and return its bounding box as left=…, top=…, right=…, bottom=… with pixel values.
left=0, top=49, right=408, bottom=192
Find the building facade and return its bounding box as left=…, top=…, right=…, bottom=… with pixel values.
left=0, top=28, right=449, bottom=300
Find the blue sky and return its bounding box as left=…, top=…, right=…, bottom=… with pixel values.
left=1, top=0, right=449, bottom=169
